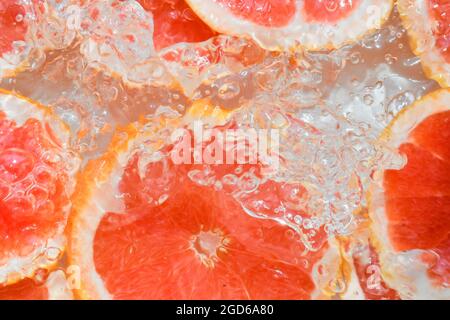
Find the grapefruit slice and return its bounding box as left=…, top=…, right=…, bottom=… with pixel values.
left=184, top=0, right=394, bottom=50
left=398, top=0, right=450, bottom=88
left=0, top=270, right=72, bottom=300
left=0, top=89, right=80, bottom=286
left=369, top=88, right=450, bottom=299
left=68, top=116, right=342, bottom=299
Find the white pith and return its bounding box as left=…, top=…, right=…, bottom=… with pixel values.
left=46, top=269, right=74, bottom=300
left=69, top=131, right=147, bottom=300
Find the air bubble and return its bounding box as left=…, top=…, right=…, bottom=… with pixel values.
left=384, top=53, right=398, bottom=65
left=218, top=82, right=241, bottom=100
left=15, top=14, right=24, bottom=22
left=328, top=278, right=346, bottom=294
left=33, top=268, right=49, bottom=286
left=363, top=94, right=374, bottom=105
left=349, top=52, right=361, bottom=64
left=45, top=247, right=62, bottom=261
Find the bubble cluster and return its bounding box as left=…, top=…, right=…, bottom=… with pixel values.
left=0, top=111, right=78, bottom=263
left=98, top=10, right=439, bottom=260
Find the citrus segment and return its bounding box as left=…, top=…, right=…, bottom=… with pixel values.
left=410, top=109, right=450, bottom=161
left=214, top=0, right=296, bottom=27
left=185, top=0, right=393, bottom=50
left=383, top=111, right=450, bottom=288
left=428, top=0, right=450, bottom=63
left=69, top=120, right=339, bottom=300
left=384, top=110, right=450, bottom=252
left=0, top=112, right=67, bottom=262
left=0, top=90, right=79, bottom=285
left=369, top=89, right=450, bottom=299
left=303, top=0, right=359, bottom=23
left=95, top=178, right=319, bottom=299
left=137, top=0, right=217, bottom=51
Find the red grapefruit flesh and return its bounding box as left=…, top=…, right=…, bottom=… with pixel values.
left=185, top=0, right=393, bottom=50
left=138, top=0, right=217, bottom=51
left=214, top=0, right=296, bottom=27
left=0, top=90, right=78, bottom=285
left=0, top=0, right=50, bottom=77
left=428, top=0, right=450, bottom=63
left=69, top=118, right=339, bottom=300
left=369, top=89, right=450, bottom=299
left=94, top=156, right=325, bottom=299
left=303, top=0, right=359, bottom=23
left=0, top=113, right=69, bottom=264
left=383, top=110, right=450, bottom=286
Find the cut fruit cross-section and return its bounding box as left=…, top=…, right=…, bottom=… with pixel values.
left=398, top=0, right=450, bottom=88
left=68, top=112, right=343, bottom=299
left=0, top=89, right=80, bottom=286
left=369, top=88, right=450, bottom=299
left=185, top=0, right=394, bottom=51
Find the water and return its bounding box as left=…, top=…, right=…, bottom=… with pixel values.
left=0, top=1, right=442, bottom=298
